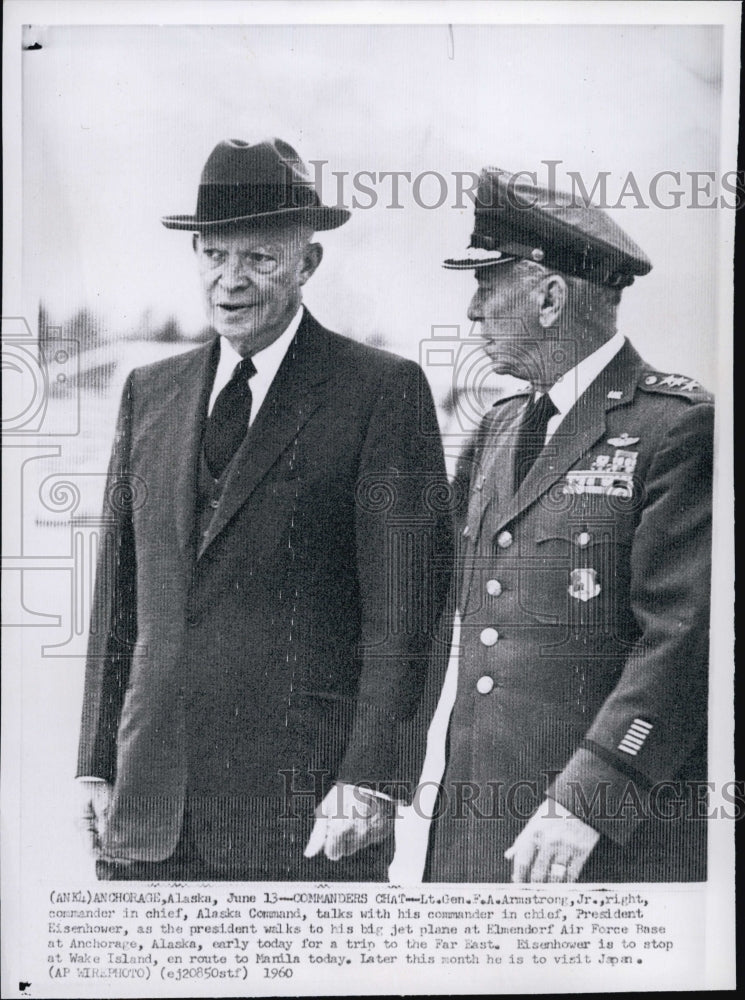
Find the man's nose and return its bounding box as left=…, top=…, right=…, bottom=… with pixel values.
left=218, top=257, right=252, bottom=290
left=466, top=294, right=482, bottom=323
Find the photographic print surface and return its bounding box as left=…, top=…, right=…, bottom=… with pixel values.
left=2, top=1, right=738, bottom=995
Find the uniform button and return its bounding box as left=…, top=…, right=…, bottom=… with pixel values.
left=479, top=627, right=499, bottom=646
left=575, top=531, right=592, bottom=547
left=485, top=579, right=503, bottom=597
left=476, top=675, right=495, bottom=694
left=497, top=530, right=513, bottom=548
left=462, top=525, right=471, bottom=537
left=210, top=498, right=220, bottom=509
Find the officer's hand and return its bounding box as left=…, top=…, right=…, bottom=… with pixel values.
left=504, top=798, right=599, bottom=882
left=303, top=783, right=395, bottom=862
left=76, top=780, right=113, bottom=857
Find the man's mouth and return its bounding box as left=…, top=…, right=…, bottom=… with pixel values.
left=217, top=303, right=256, bottom=313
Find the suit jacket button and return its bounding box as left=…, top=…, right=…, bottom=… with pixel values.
left=497, top=530, right=513, bottom=548
left=486, top=579, right=503, bottom=597
left=186, top=611, right=201, bottom=627
left=210, top=498, right=220, bottom=509
left=462, top=525, right=471, bottom=537
left=480, top=627, right=499, bottom=646
left=476, top=675, right=495, bottom=694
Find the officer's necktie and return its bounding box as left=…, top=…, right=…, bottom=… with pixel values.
left=513, top=392, right=558, bottom=489
left=203, top=356, right=257, bottom=479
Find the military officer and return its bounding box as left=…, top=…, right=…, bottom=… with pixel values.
left=424, top=168, right=713, bottom=883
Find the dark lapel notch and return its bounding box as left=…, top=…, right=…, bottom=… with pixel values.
left=197, top=309, right=331, bottom=559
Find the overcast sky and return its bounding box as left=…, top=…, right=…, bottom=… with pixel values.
left=23, top=23, right=726, bottom=390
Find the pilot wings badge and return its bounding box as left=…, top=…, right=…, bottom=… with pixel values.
left=607, top=433, right=640, bottom=447
left=568, top=568, right=601, bottom=602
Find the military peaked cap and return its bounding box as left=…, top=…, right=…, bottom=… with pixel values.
left=444, top=167, right=652, bottom=288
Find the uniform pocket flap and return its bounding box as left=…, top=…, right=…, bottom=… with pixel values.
left=534, top=521, right=634, bottom=548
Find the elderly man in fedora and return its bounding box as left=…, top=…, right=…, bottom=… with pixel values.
left=76, top=138, right=452, bottom=881
left=424, top=167, right=713, bottom=883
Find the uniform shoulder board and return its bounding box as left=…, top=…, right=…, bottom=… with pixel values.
left=638, top=372, right=713, bottom=403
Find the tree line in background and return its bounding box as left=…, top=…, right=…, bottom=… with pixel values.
left=38, top=303, right=393, bottom=399
left=39, top=302, right=212, bottom=397
left=39, top=302, right=213, bottom=350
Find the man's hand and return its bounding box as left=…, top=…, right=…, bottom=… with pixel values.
left=76, top=780, right=113, bottom=857
left=504, top=798, right=599, bottom=882
left=303, top=783, right=395, bottom=862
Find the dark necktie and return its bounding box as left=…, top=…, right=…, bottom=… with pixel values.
left=203, top=356, right=257, bottom=478
left=513, top=392, right=558, bottom=489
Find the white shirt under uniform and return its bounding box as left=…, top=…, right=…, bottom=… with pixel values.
left=540, top=331, right=625, bottom=442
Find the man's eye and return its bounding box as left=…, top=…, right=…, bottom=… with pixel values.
left=202, top=249, right=224, bottom=262
left=246, top=253, right=279, bottom=273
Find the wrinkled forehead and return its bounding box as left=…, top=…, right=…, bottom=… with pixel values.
left=196, top=219, right=312, bottom=251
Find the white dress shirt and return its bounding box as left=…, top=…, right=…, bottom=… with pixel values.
left=541, top=332, right=626, bottom=442
left=208, top=304, right=304, bottom=422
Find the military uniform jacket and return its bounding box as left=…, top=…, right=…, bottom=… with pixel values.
left=426, top=339, right=713, bottom=882
left=77, top=310, right=452, bottom=877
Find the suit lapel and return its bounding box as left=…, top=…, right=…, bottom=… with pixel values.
left=197, top=310, right=331, bottom=559
left=169, top=340, right=219, bottom=562
left=488, top=340, right=644, bottom=537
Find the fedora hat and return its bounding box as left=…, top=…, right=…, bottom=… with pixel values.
left=161, top=138, right=350, bottom=231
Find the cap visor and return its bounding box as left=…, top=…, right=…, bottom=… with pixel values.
left=442, top=252, right=517, bottom=270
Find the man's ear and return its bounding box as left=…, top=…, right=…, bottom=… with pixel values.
left=299, top=242, right=323, bottom=285
left=192, top=233, right=200, bottom=254
left=537, top=274, right=568, bottom=328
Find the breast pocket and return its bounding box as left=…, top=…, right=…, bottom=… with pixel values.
left=532, top=517, right=638, bottom=651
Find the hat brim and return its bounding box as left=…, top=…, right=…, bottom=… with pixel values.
left=161, top=206, right=351, bottom=232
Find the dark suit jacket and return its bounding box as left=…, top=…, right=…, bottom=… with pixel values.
left=77, top=309, right=452, bottom=877
left=426, top=340, right=713, bottom=882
